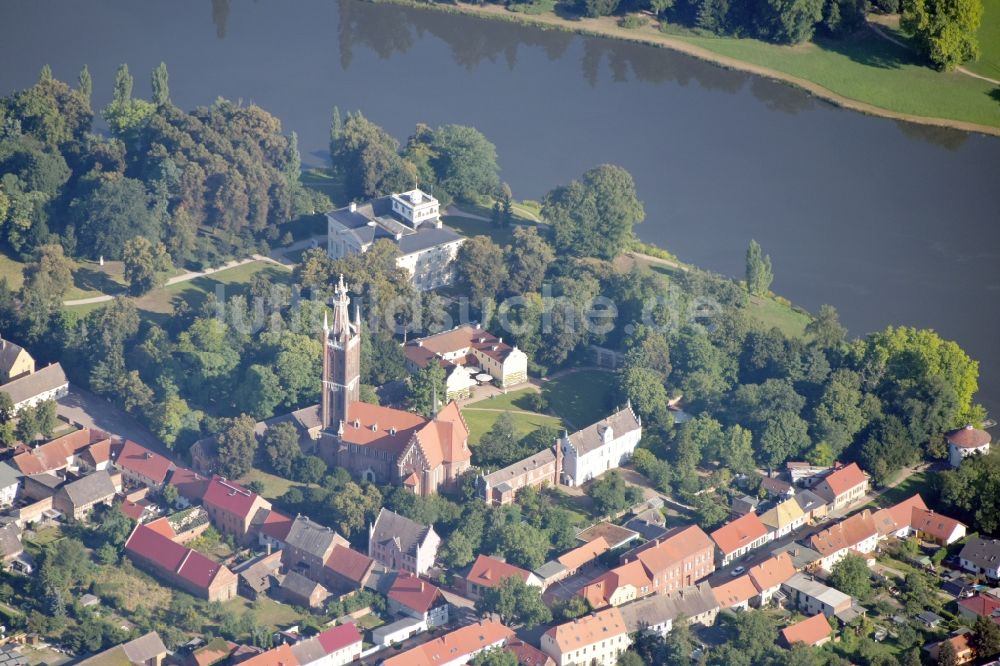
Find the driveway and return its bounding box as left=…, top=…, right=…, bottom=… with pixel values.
left=57, top=387, right=170, bottom=457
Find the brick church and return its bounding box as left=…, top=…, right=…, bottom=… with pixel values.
left=317, top=276, right=472, bottom=496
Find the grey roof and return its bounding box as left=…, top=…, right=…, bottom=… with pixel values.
left=0, top=462, right=21, bottom=488
left=770, top=542, right=822, bottom=570
left=27, top=472, right=63, bottom=490
left=0, top=338, right=28, bottom=375
left=0, top=524, right=22, bottom=558
left=731, top=495, right=759, bottom=515
left=835, top=604, right=867, bottom=625
left=0, top=649, right=28, bottom=666
left=327, top=198, right=463, bottom=257
left=79, top=593, right=100, bottom=607
left=564, top=405, right=641, bottom=456
left=782, top=573, right=851, bottom=608
left=58, top=470, right=116, bottom=508
left=533, top=561, right=568, bottom=581
left=794, top=489, right=827, bottom=514
left=619, top=593, right=681, bottom=632
left=0, top=362, right=67, bottom=405
left=122, top=632, right=167, bottom=665
left=285, top=515, right=347, bottom=560
left=280, top=570, right=325, bottom=599
left=917, top=611, right=943, bottom=625
left=370, top=508, right=431, bottom=556
left=290, top=635, right=327, bottom=665
left=623, top=516, right=669, bottom=542
left=482, top=448, right=556, bottom=487
left=372, top=616, right=425, bottom=643
left=239, top=556, right=281, bottom=594
left=960, top=536, right=1000, bottom=570
left=254, top=405, right=323, bottom=447
left=397, top=226, right=463, bottom=254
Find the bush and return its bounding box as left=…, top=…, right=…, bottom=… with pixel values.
left=619, top=15, right=649, bottom=28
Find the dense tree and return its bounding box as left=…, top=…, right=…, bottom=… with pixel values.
left=757, top=0, right=825, bottom=43
left=902, top=0, right=983, bottom=70
left=73, top=176, right=160, bottom=260
left=617, top=653, right=645, bottom=666
left=811, top=369, right=870, bottom=457
left=632, top=448, right=672, bottom=492
left=973, top=614, right=1000, bottom=658
left=439, top=531, right=476, bottom=569
left=618, top=365, right=670, bottom=425
left=263, top=422, right=303, bottom=477
left=745, top=239, right=773, bottom=296
left=235, top=364, right=285, bottom=418
left=426, top=124, right=500, bottom=202
left=474, top=576, right=552, bottom=628
left=588, top=470, right=644, bottom=517
left=542, top=164, right=644, bottom=260
left=327, top=481, right=381, bottom=536
left=122, top=236, right=171, bottom=295
left=332, top=111, right=414, bottom=199
left=937, top=636, right=959, bottom=666
left=721, top=424, right=756, bottom=475
left=102, top=64, right=155, bottom=137
left=829, top=553, right=873, bottom=599
left=19, top=244, right=73, bottom=338
left=581, top=0, right=620, bottom=16
left=503, top=226, right=554, bottom=295
left=455, top=236, right=508, bottom=305
left=35, top=399, right=58, bottom=439
left=78, top=65, right=92, bottom=105
left=410, top=361, right=445, bottom=418
left=151, top=62, right=170, bottom=106
left=470, top=648, right=518, bottom=666
left=215, top=414, right=258, bottom=478
left=476, top=412, right=527, bottom=469
left=938, top=450, right=1000, bottom=534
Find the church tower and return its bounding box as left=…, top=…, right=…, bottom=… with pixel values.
left=321, top=275, right=361, bottom=431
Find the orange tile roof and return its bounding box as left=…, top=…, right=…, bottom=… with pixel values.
left=810, top=510, right=877, bottom=556
left=544, top=607, right=628, bottom=652
left=340, top=401, right=426, bottom=457
left=781, top=613, right=832, bottom=647
left=558, top=536, right=610, bottom=571
left=13, top=429, right=103, bottom=475
left=910, top=507, right=965, bottom=542
left=872, top=494, right=928, bottom=537
left=237, top=644, right=298, bottom=666
left=387, top=573, right=444, bottom=614
left=580, top=560, right=653, bottom=608
left=145, top=517, right=178, bottom=539
left=381, top=620, right=514, bottom=666
left=711, top=512, right=769, bottom=556
left=748, top=552, right=796, bottom=592
left=633, top=525, right=715, bottom=574
left=404, top=325, right=518, bottom=368
left=712, top=574, right=757, bottom=608
left=465, top=554, right=534, bottom=589
left=820, top=463, right=867, bottom=497
left=114, top=440, right=173, bottom=484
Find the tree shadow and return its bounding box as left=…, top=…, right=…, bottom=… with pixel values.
left=990, top=87, right=1000, bottom=104
left=813, top=30, right=915, bottom=71
left=73, top=267, right=124, bottom=296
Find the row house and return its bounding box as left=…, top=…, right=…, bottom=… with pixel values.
left=711, top=512, right=772, bottom=566
left=712, top=574, right=757, bottom=611
left=809, top=509, right=878, bottom=571
left=202, top=476, right=272, bottom=545
left=747, top=552, right=797, bottom=606
left=281, top=515, right=349, bottom=581
left=812, top=462, right=869, bottom=512
left=618, top=583, right=720, bottom=638
left=541, top=607, right=630, bottom=666
left=289, top=623, right=362, bottom=666
left=624, top=525, right=716, bottom=594
left=479, top=445, right=561, bottom=506
left=368, top=507, right=440, bottom=576
left=387, top=572, right=450, bottom=627
left=758, top=497, right=807, bottom=538
left=112, top=440, right=173, bottom=490
left=381, top=619, right=514, bottom=666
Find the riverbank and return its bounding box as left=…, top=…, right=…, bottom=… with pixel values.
left=376, top=0, right=1000, bottom=135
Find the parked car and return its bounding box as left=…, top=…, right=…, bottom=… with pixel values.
left=731, top=566, right=746, bottom=577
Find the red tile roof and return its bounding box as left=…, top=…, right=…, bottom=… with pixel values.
left=238, top=644, right=298, bottom=666
left=13, top=428, right=104, bottom=475
left=873, top=494, right=928, bottom=537
left=712, top=574, right=757, bottom=608
left=781, top=613, right=832, bottom=647
left=910, top=507, right=966, bottom=542
left=711, top=512, right=769, bottom=556
left=506, top=639, right=555, bottom=666
left=168, top=467, right=211, bottom=503
left=119, top=499, right=149, bottom=521
left=125, top=523, right=231, bottom=592
left=958, top=594, right=1000, bottom=619
left=387, top=573, right=444, bottom=614
left=558, top=536, right=609, bottom=571
left=820, top=463, right=867, bottom=497
left=946, top=426, right=991, bottom=449
left=381, top=620, right=514, bottom=666
left=580, top=560, right=653, bottom=608
left=465, top=554, right=534, bottom=590
left=316, top=623, right=361, bottom=654
left=323, top=544, right=375, bottom=585
left=544, top=608, right=628, bottom=652
left=115, top=440, right=173, bottom=484
left=340, top=402, right=426, bottom=457
left=810, top=510, right=878, bottom=557
left=203, top=476, right=262, bottom=521
left=632, top=525, right=715, bottom=574
left=257, top=509, right=294, bottom=542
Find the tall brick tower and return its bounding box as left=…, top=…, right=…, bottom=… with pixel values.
left=321, top=274, right=360, bottom=431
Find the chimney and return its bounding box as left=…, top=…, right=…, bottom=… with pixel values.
left=349, top=202, right=357, bottom=213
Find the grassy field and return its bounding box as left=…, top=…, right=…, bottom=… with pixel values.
left=461, top=407, right=563, bottom=444
left=541, top=369, right=618, bottom=429
left=93, top=564, right=173, bottom=614
left=672, top=28, right=1000, bottom=128
left=874, top=470, right=933, bottom=508
left=0, top=249, right=130, bottom=300
left=968, top=0, right=1000, bottom=79
left=222, top=597, right=307, bottom=629
left=442, top=214, right=522, bottom=247
left=240, top=468, right=298, bottom=500
left=746, top=294, right=812, bottom=338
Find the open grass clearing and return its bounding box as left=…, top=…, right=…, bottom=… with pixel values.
left=461, top=407, right=563, bottom=444
left=222, top=596, right=308, bottom=629
left=240, top=468, right=298, bottom=500
left=874, top=470, right=933, bottom=508
left=541, top=369, right=618, bottom=429
left=441, top=215, right=521, bottom=247
left=968, top=0, right=1000, bottom=79
left=746, top=294, right=812, bottom=339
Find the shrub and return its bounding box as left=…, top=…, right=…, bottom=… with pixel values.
left=619, top=15, right=648, bottom=28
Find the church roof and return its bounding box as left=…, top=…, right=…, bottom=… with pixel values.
left=341, top=402, right=426, bottom=457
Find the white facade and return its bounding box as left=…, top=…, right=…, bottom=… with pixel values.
left=12, top=381, right=68, bottom=414
left=372, top=617, right=426, bottom=647
left=950, top=440, right=991, bottom=468
left=541, top=627, right=630, bottom=666
left=395, top=240, right=464, bottom=291
left=816, top=532, right=878, bottom=571
left=561, top=406, right=642, bottom=487
left=0, top=481, right=18, bottom=508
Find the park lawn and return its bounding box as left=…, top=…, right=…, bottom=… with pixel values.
left=301, top=168, right=347, bottom=206
left=967, top=0, right=1000, bottom=79
left=0, top=248, right=128, bottom=299
left=441, top=215, right=520, bottom=247
left=222, top=597, right=307, bottom=630
left=671, top=28, right=1000, bottom=128
left=873, top=470, right=932, bottom=508
left=746, top=294, right=812, bottom=339
left=133, top=261, right=293, bottom=318
left=541, top=369, right=617, bottom=429
left=461, top=407, right=562, bottom=444
left=240, top=468, right=298, bottom=500
left=469, top=388, right=539, bottom=412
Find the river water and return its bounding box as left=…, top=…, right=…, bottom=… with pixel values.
left=2, top=0, right=999, bottom=413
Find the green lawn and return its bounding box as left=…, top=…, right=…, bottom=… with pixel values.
left=541, top=369, right=618, bottom=429
left=472, top=388, right=540, bottom=411
left=441, top=215, right=520, bottom=247
left=135, top=261, right=292, bottom=317
left=671, top=29, right=1000, bottom=128
left=874, top=470, right=933, bottom=508
left=222, top=597, right=307, bottom=630
left=967, top=0, right=1000, bottom=79
left=746, top=294, right=812, bottom=339
left=301, top=168, right=347, bottom=206
left=1, top=249, right=129, bottom=300
left=240, top=468, right=298, bottom=500
left=461, top=407, right=563, bottom=444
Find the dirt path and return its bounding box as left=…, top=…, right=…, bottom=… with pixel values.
left=866, top=22, right=1000, bottom=86
left=382, top=0, right=1000, bottom=137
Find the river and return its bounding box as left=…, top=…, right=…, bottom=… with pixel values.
left=1, top=0, right=999, bottom=414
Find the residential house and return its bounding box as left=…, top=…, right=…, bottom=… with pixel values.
left=794, top=489, right=828, bottom=522
left=124, top=522, right=238, bottom=601
left=387, top=572, right=449, bottom=627
left=238, top=551, right=282, bottom=600
left=560, top=405, right=642, bottom=487
left=618, top=593, right=679, bottom=638
left=786, top=462, right=833, bottom=487
left=505, top=640, right=556, bottom=666
left=759, top=497, right=807, bottom=538
left=23, top=472, right=62, bottom=501
left=281, top=515, right=348, bottom=581
left=910, top=508, right=967, bottom=545
left=925, top=632, right=975, bottom=665
left=711, top=512, right=772, bottom=566
left=769, top=542, right=823, bottom=572
left=53, top=470, right=120, bottom=520
left=277, top=571, right=329, bottom=609
left=730, top=495, right=760, bottom=519
left=580, top=559, right=654, bottom=609
left=113, top=440, right=173, bottom=490
left=873, top=494, right=929, bottom=540
left=621, top=524, right=716, bottom=594
left=404, top=324, right=529, bottom=395
left=946, top=425, right=991, bottom=468
left=556, top=536, right=610, bottom=579
left=812, top=462, right=869, bottom=512
left=238, top=644, right=298, bottom=666
left=372, top=618, right=427, bottom=648
left=480, top=445, right=560, bottom=506
left=0, top=362, right=68, bottom=414
left=0, top=462, right=22, bottom=507
left=0, top=524, right=23, bottom=565
left=202, top=476, right=272, bottom=544
left=167, top=467, right=211, bottom=507
left=323, top=544, right=378, bottom=594
left=460, top=554, right=542, bottom=601
left=781, top=573, right=852, bottom=619
left=0, top=337, right=35, bottom=383
left=254, top=508, right=294, bottom=551
left=748, top=552, right=796, bottom=606
left=77, top=438, right=113, bottom=473
left=12, top=428, right=108, bottom=476
left=957, top=593, right=1000, bottom=623
left=289, top=623, right=362, bottom=666
left=541, top=607, right=630, bottom=666
left=781, top=613, right=832, bottom=648
left=712, top=574, right=757, bottom=611
left=368, top=507, right=440, bottom=576
left=326, top=189, right=465, bottom=291
left=381, top=619, right=514, bottom=666
left=960, top=536, right=1000, bottom=580
left=75, top=632, right=168, bottom=666
left=809, top=509, right=879, bottom=571
left=760, top=475, right=794, bottom=500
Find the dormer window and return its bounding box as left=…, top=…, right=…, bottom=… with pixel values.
left=389, top=427, right=397, bottom=435
left=353, top=418, right=360, bottom=428
left=371, top=423, right=378, bottom=432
